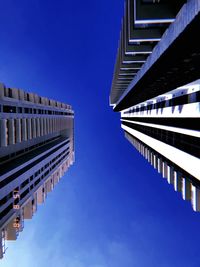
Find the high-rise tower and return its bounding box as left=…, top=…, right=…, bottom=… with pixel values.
left=110, top=0, right=200, bottom=211
left=0, top=83, right=74, bottom=258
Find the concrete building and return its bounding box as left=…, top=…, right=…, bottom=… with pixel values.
left=110, top=0, right=200, bottom=211
left=0, top=83, right=74, bottom=258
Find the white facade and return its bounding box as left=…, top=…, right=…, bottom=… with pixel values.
left=120, top=80, right=200, bottom=211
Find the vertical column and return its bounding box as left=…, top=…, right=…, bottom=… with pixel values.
left=46, top=117, right=49, bottom=134
left=0, top=119, right=7, bottom=146
left=32, top=118, right=36, bottom=138
left=16, top=118, right=21, bottom=143
left=40, top=117, right=44, bottom=136
left=8, top=119, right=15, bottom=145
left=37, top=185, right=45, bottom=204
left=36, top=118, right=41, bottom=137
left=43, top=118, right=47, bottom=135
left=23, top=201, right=33, bottom=219
left=52, top=118, right=54, bottom=133
left=140, top=143, right=142, bottom=155
left=47, top=117, right=49, bottom=134
left=191, top=185, right=200, bottom=212
left=147, top=149, right=150, bottom=162
left=52, top=118, right=54, bottom=132
left=49, top=118, right=51, bottom=134
left=47, top=118, right=49, bottom=134
left=42, top=117, right=46, bottom=135
left=168, top=166, right=175, bottom=185
left=14, top=119, right=17, bottom=144
left=49, top=118, right=52, bottom=133
left=0, top=231, right=3, bottom=259
left=166, top=165, right=171, bottom=184
left=162, top=161, right=168, bottom=179
left=60, top=118, right=62, bottom=130
left=62, top=118, right=64, bottom=130
left=53, top=118, right=56, bottom=132
left=142, top=146, right=145, bottom=157
left=153, top=154, right=157, bottom=169
left=174, top=171, right=182, bottom=192
left=27, top=118, right=32, bottom=140
left=150, top=152, right=154, bottom=166
left=32, top=194, right=37, bottom=214
left=54, top=117, right=56, bottom=132
left=144, top=147, right=147, bottom=159
left=50, top=117, right=53, bottom=133
left=157, top=157, right=162, bottom=174
left=55, top=118, right=57, bottom=132
left=182, top=177, right=191, bottom=200
left=22, top=118, right=27, bottom=141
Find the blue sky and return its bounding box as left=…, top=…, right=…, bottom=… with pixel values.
left=0, top=1, right=200, bottom=266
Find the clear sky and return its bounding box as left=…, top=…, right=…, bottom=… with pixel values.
left=0, top=1, right=200, bottom=267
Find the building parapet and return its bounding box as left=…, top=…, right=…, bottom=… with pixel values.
left=0, top=83, right=72, bottom=111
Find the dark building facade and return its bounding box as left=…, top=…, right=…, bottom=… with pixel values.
left=110, top=0, right=200, bottom=211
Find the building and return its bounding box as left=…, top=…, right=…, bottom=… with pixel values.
left=110, top=0, right=200, bottom=211
left=0, top=83, right=74, bottom=258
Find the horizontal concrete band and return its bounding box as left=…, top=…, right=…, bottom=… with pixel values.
left=121, top=124, right=200, bottom=180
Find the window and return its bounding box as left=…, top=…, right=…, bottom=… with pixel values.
left=3, top=105, right=16, bottom=113
left=18, top=107, right=23, bottom=113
